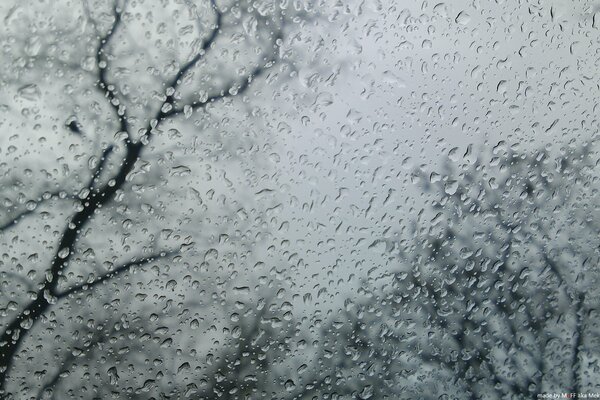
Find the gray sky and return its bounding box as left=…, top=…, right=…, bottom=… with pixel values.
left=261, top=0, right=600, bottom=306
left=2, top=0, right=599, bottom=311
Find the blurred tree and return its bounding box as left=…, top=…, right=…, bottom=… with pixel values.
left=0, top=0, right=316, bottom=396
left=401, top=141, right=599, bottom=398
left=310, top=140, right=600, bottom=399
left=31, top=290, right=305, bottom=399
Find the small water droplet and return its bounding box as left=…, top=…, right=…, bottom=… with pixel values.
left=58, top=248, right=70, bottom=259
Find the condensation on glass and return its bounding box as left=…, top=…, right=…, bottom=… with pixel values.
left=0, top=0, right=598, bottom=398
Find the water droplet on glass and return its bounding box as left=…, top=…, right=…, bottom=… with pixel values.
left=57, top=248, right=70, bottom=259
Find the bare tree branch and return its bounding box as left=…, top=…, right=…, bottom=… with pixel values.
left=0, top=1, right=292, bottom=392
left=166, top=0, right=222, bottom=93
left=94, top=1, right=130, bottom=138
left=35, top=353, right=75, bottom=400
left=571, top=293, right=585, bottom=395
left=87, top=144, right=115, bottom=191
left=1, top=208, right=38, bottom=231
left=57, top=249, right=178, bottom=299
left=0, top=191, right=64, bottom=232
left=161, top=33, right=283, bottom=119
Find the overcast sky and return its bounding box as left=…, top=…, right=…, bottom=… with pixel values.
left=261, top=0, right=600, bottom=304
left=2, top=0, right=599, bottom=308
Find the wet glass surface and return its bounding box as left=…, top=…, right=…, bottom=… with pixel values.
left=1, top=0, right=599, bottom=398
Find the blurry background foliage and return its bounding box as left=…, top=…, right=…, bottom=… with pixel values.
left=1, top=0, right=599, bottom=399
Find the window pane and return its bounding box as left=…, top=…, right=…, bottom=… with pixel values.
left=1, top=0, right=598, bottom=398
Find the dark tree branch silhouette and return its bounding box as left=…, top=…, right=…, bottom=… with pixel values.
left=0, top=191, right=65, bottom=232
left=385, top=143, right=600, bottom=397
left=301, top=142, right=600, bottom=399
left=0, top=0, right=296, bottom=394
left=55, top=249, right=179, bottom=300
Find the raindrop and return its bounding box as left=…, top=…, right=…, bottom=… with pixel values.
left=455, top=11, right=471, bottom=25
left=57, top=248, right=70, bottom=259
left=17, top=84, right=41, bottom=101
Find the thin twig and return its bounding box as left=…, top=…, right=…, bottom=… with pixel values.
left=0, top=191, right=63, bottom=231
left=57, top=249, right=179, bottom=299
left=94, top=1, right=130, bottom=138
left=161, top=30, right=282, bottom=119
left=166, top=0, right=222, bottom=91
left=87, top=144, right=115, bottom=190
